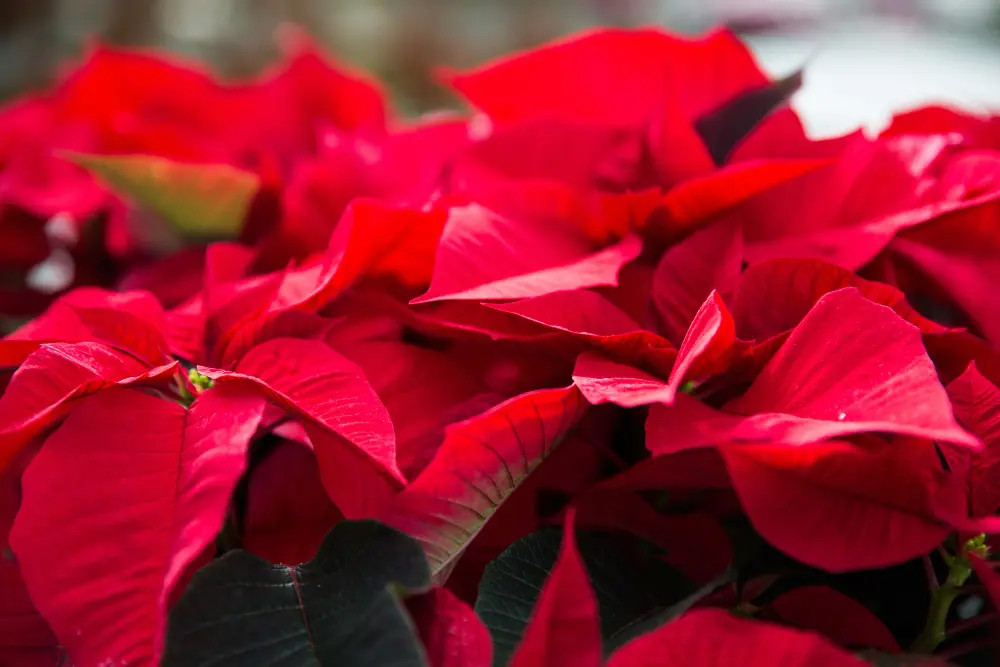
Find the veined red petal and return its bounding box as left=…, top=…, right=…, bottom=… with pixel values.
left=0, top=342, right=178, bottom=471
left=9, top=385, right=266, bottom=665
left=721, top=438, right=964, bottom=571
left=413, top=202, right=642, bottom=305
left=203, top=337, right=402, bottom=517
left=492, top=290, right=677, bottom=378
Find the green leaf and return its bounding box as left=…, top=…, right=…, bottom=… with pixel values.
left=693, top=69, right=804, bottom=165
left=162, top=520, right=432, bottom=667
left=474, top=528, right=694, bottom=667
left=65, top=152, right=259, bottom=239
left=604, top=567, right=734, bottom=654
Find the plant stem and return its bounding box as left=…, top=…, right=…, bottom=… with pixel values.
left=922, top=554, right=940, bottom=590
left=910, top=535, right=989, bottom=654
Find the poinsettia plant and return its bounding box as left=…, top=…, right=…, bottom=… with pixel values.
left=2, top=22, right=1000, bottom=667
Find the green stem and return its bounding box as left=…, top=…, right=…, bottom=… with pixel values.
left=910, top=535, right=988, bottom=654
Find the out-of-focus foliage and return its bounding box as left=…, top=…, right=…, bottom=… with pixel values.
left=1, top=0, right=998, bottom=113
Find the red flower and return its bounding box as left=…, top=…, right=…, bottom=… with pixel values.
left=2, top=20, right=1000, bottom=667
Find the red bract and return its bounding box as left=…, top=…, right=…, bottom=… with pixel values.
left=727, top=121, right=1000, bottom=272
left=0, top=457, right=60, bottom=667
left=9, top=386, right=266, bottom=665
left=767, top=586, right=899, bottom=653
left=0, top=32, right=392, bottom=323
left=408, top=587, right=493, bottom=667
left=721, top=437, right=967, bottom=571
left=201, top=338, right=404, bottom=517
left=0, top=341, right=178, bottom=469
left=882, top=105, right=1000, bottom=149
left=605, top=609, right=868, bottom=666
left=942, top=363, right=1000, bottom=517
left=239, top=438, right=343, bottom=566
left=381, top=386, right=589, bottom=578
left=646, top=289, right=977, bottom=452
left=3, top=20, right=1000, bottom=667
left=508, top=511, right=602, bottom=667
left=507, top=514, right=869, bottom=666
left=883, top=198, right=1000, bottom=346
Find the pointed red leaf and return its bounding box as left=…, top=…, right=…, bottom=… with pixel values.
left=381, top=386, right=588, bottom=577
left=645, top=394, right=743, bottom=455
left=261, top=27, right=388, bottom=139
left=453, top=176, right=661, bottom=249
left=205, top=337, right=403, bottom=517
left=165, top=268, right=285, bottom=364
left=163, top=295, right=204, bottom=363
left=0, top=559, right=60, bottom=667
left=739, top=134, right=1000, bottom=271
left=727, top=288, right=978, bottom=448
left=666, top=291, right=743, bottom=393
left=0, top=342, right=178, bottom=471
left=330, top=338, right=495, bottom=479
left=219, top=309, right=332, bottom=370
left=408, top=587, right=493, bottom=667
left=276, top=198, right=449, bottom=312
left=204, top=272, right=286, bottom=364
left=6, top=287, right=173, bottom=367
left=0, top=340, right=48, bottom=372
left=729, top=258, right=948, bottom=342
left=451, top=118, right=646, bottom=192
left=721, top=438, right=964, bottom=571
left=241, top=439, right=343, bottom=566
left=651, top=219, right=743, bottom=345
left=770, top=586, right=900, bottom=652
left=606, top=608, right=866, bottom=666
left=200, top=242, right=257, bottom=354
left=1, top=459, right=60, bottom=667
left=491, top=289, right=677, bottom=378
left=9, top=385, right=266, bottom=666
left=881, top=105, right=993, bottom=142
left=444, top=27, right=768, bottom=129
left=571, top=291, right=741, bottom=408
left=412, top=202, right=642, bottom=305
left=573, top=353, right=675, bottom=408
left=647, top=88, right=716, bottom=184
left=945, top=364, right=1000, bottom=516
left=649, top=289, right=979, bottom=453
left=599, top=449, right=732, bottom=493
left=889, top=201, right=1000, bottom=346
left=509, top=510, right=601, bottom=667
left=654, top=158, right=829, bottom=239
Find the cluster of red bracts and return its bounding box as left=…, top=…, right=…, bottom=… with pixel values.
left=2, top=24, right=1000, bottom=667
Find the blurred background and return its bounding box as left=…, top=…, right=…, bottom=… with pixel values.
left=1, top=0, right=1000, bottom=137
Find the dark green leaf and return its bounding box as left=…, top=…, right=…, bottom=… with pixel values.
left=163, top=520, right=432, bottom=667
left=693, top=69, right=803, bottom=165
left=474, top=528, right=694, bottom=667
left=604, top=566, right=734, bottom=653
